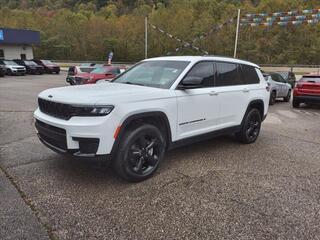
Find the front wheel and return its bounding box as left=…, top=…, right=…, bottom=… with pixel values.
left=235, top=108, right=262, bottom=144
left=283, top=90, right=291, bottom=102
left=269, top=91, right=276, bottom=105
left=113, top=124, right=166, bottom=182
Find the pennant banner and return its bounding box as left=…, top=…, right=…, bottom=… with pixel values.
left=241, top=19, right=319, bottom=27
left=244, top=8, right=320, bottom=18
left=149, top=23, right=209, bottom=55
left=241, top=8, right=320, bottom=27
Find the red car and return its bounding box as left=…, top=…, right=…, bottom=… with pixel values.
left=73, top=66, right=121, bottom=85
left=293, top=73, right=320, bottom=108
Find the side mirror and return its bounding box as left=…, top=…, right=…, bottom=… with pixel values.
left=179, top=76, right=203, bottom=89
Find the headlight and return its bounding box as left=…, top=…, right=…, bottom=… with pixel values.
left=74, top=105, right=114, bottom=116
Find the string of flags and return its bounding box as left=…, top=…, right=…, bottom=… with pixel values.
left=149, top=17, right=236, bottom=55
left=168, top=17, right=236, bottom=55
left=149, top=23, right=209, bottom=55
left=241, top=8, right=320, bottom=27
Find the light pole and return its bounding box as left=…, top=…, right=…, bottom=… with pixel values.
left=145, top=16, right=148, bottom=59
left=234, top=9, right=241, bottom=58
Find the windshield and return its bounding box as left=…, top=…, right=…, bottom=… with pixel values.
left=91, top=67, right=109, bottom=74
left=42, top=60, right=54, bottom=65
left=24, top=60, right=37, bottom=66
left=278, top=72, right=288, bottom=79
left=113, top=60, right=190, bottom=89
left=302, top=76, right=320, bottom=82
left=4, top=60, right=19, bottom=65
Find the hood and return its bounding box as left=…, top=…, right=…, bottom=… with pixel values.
left=7, top=65, right=25, bottom=68
left=38, top=82, right=169, bottom=105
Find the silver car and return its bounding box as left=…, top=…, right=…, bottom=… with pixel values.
left=263, top=72, right=292, bottom=105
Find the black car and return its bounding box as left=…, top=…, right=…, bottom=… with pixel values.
left=13, top=59, right=44, bottom=74
left=278, top=71, right=296, bottom=88
left=32, top=59, right=60, bottom=74
left=0, top=63, right=5, bottom=77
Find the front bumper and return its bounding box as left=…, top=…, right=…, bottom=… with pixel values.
left=293, top=95, right=320, bottom=103
left=34, top=108, right=117, bottom=157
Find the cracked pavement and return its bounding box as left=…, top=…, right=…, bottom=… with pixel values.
left=1, top=73, right=320, bottom=239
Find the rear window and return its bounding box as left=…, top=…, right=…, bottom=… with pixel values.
left=301, top=76, right=320, bottom=82
left=241, top=65, right=260, bottom=84
left=215, top=62, right=243, bottom=86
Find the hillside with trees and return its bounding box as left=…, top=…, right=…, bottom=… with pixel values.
left=0, top=0, right=319, bottom=64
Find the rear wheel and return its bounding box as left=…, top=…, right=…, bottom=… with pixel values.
left=283, top=90, right=291, bottom=102
left=235, top=108, right=262, bottom=144
left=269, top=91, right=276, bottom=105
left=292, top=98, right=300, bottom=108
left=113, top=124, right=166, bottom=182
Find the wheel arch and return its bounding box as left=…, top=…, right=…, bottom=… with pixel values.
left=245, top=99, right=265, bottom=120
left=110, top=111, right=172, bottom=158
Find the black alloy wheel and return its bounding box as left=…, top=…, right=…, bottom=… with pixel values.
left=235, top=108, right=261, bottom=144
left=114, top=124, right=166, bottom=182
left=128, top=135, right=161, bottom=175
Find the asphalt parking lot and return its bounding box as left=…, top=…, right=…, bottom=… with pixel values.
left=1, top=73, right=320, bottom=240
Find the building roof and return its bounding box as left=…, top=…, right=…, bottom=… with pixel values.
left=0, top=27, right=40, bottom=45
left=145, top=56, right=259, bottom=68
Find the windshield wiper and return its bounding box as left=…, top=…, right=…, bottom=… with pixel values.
left=123, top=81, right=145, bottom=86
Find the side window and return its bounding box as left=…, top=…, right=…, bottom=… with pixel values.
left=240, top=65, right=260, bottom=84
left=111, top=68, right=121, bottom=75
left=215, top=62, right=243, bottom=86
left=183, top=61, right=214, bottom=88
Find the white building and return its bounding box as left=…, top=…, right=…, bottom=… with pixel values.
left=0, top=28, right=40, bottom=60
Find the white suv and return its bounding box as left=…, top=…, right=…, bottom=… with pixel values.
left=34, top=56, right=269, bottom=181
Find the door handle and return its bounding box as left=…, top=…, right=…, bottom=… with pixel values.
left=243, top=88, right=250, bottom=93
left=209, top=91, right=219, bottom=96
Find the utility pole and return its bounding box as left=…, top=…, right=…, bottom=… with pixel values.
left=145, top=16, right=148, bottom=59
left=234, top=9, right=241, bottom=58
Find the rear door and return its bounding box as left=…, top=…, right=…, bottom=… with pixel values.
left=271, top=73, right=285, bottom=97
left=214, top=62, right=251, bottom=128
left=175, top=61, right=220, bottom=139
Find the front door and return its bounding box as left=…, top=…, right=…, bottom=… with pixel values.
left=175, top=61, right=220, bottom=140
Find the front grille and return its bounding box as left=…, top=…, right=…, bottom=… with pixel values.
left=35, top=119, right=67, bottom=151
left=38, top=98, right=73, bottom=120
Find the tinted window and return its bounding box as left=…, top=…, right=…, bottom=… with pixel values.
left=183, top=61, right=214, bottom=87
left=241, top=65, right=260, bottom=84
left=216, top=62, right=243, bottom=86
left=271, top=74, right=283, bottom=83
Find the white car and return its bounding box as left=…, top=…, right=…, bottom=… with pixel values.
left=34, top=56, right=270, bottom=181
left=263, top=72, right=292, bottom=105
left=0, top=60, right=26, bottom=75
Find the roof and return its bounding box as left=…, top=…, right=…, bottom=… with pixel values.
left=0, top=27, right=40, bottom=45
left=144, top=56, right=259, bottom=68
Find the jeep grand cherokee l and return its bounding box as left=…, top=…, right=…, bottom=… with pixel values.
left=34, top=56, right=269, bottom=182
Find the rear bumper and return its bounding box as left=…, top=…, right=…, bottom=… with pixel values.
left=293, top=95, right=320, bottom=103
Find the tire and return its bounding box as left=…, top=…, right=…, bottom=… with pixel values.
left=269, top=91, right=276, bottom=105
left=113, top=124, right=166, bottom=182
left=292, top=98, right=300, bottom=108
left=6, top=69, right=12, bottom=76
left=283, top=90, right=291, bottom=102
left=235, top=108, right=262, bottom=144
